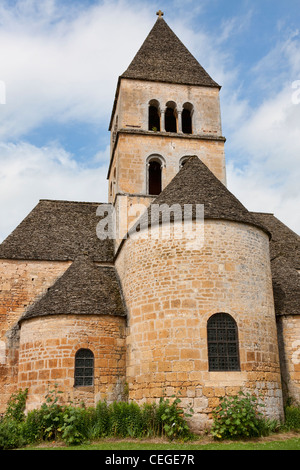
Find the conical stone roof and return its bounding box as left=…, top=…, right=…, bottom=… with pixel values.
left=121, top=17, right=220, bottom=88
left=271, top=256, right=300, bottom=317
left=20, top=255, right=127, bottom=322
left=129, top=156, right=270, bottom=236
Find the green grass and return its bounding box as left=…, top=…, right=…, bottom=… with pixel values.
left=22, top=435, right=300, bottom=451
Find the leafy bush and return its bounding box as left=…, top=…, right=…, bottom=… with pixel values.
left=0, top=389, right=29, bottom=450
left=60, top=406, right=92, bottom=446
left=284, top=405, right=300, bottom=430
left=0, top=419, right=26, bottom=450
left=21, top=408, right=44, bottom=444
left=4, top=389, right=28, bottom=423
left=39, top=385, right=64, bottom=441
left=159, top=394, right=194, bottom=441
left=211, top=391, right=271, bottom=440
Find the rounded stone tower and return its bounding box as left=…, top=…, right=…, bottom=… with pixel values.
left=115, top=157, right=284, bottom=430
left=17, top=256, right=127, bottom=411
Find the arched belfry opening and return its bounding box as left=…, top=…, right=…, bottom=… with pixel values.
left=147, top=156, right=163, bottom=195
left=182, top=103, right=193, bottom=134
left=148, top=100, right=161, bottom=131
left=165, top=101, right=177, bottom=133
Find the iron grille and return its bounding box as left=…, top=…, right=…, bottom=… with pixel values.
left=74, top=349, right=94, bottom=386
left=207, top=313, right=240, bottom=371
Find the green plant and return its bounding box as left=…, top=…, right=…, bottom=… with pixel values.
left=91, top=400, right=110, bottom=438
left=141, top=402, right=161, bottom=437
left=211, top=391, right=267, bottom=440
left=284, top=404, right=300, bottom=430
left=21, top=408, right=44, bottom=444
left=0, top=388, right=29, bottom=450
left=0, top=419, right=25, bottom=450
left=0, top=389, right=196, bottom=448
left=109, top=401, right=143, bottom=438
left=159, top=393, right=193, bottom=441
left=59, top=406, right=87, bottom=446
left=39, top=384, right=64, bottom=440
left=4, top=388, right=28, bottom=422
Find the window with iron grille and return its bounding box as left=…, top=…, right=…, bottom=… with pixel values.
left=74, top=349, right=94, bottom=386
left=207, top=313, right=240, bottom=371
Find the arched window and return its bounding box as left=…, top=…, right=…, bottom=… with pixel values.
left=148, top=100, right=160, bottom=131
left=207, top=313, right=240, bottom=371
left=147, top=156, right=164, bottom=195
left=165, top=101, right=177, bottom=133
left=74, top=349, right=94, bottom=386
left=148, top=160, right=162, bottom=195
left=182, top=103, right=193, bottom=134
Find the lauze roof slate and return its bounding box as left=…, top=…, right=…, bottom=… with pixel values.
left=0, top=199, right=114, bottom=262
left=121, top=17, right=220, bottom=88
left=129, top=156, right=270, bottom=236
left=20, top=255, right=127, bottom=322
left=252, top=212, right=300, bottom=317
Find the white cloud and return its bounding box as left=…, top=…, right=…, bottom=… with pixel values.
left=0, top=141, right=108, bottom=241
left=221, top=32, right=300, bottom=235
left=0, top=0, right=153, bottom=241
left=0, top=0, right=299, bottom=244
left=0, top=0, right=153, bottom=139
left=227, top=160, right=300, bottom=235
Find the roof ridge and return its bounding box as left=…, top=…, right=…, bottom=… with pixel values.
left=39, top=199, right=104, bottom=205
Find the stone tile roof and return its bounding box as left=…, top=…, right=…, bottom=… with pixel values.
left=252, top=212, right=300, bottom=317
left=252, top=212, right=300, bottom=269
left=0, top=199, right=114, bottom=263
left=121, top=17, right=220, bottom=88
left=129, top=156, right=269, bottom=236
left=20, top=255, right=127, bottom=322
left=271, top=256, right=300, bottom=317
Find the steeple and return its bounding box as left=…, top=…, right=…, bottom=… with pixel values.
left=108, top=13, right=226, bottom=245
left=121, top=16, right=220, bottom=88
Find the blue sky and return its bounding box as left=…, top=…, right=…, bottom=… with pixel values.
left=0, top=0, right=300, bottom=240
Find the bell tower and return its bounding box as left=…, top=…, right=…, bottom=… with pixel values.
left=107, top=12, right=226, bottom=242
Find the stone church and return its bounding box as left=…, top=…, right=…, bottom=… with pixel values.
left=0, top=13, right=299, bottom=430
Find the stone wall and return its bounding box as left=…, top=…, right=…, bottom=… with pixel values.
left=108, top=78, right=226, bottom=203
left=114, top=79, right=223, bottom=140
left=110, top=133, right=226, bottom=201
left=0, top=259, right=71, bottom=412
left=18, top=314, right=127, bottom=411
left=116, top=219, right=284, bottom=430
left=277, top=315, right=300, bottom=404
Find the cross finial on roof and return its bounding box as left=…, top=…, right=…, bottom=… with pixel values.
left=156, top=10, right=164, bottom=18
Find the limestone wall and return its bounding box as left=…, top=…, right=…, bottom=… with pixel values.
left=0, top=259, right=71, bottom=412
left=277, top=315, right=300, bottom=404
left=111, top=133, right=226, bottom=200
left=115, top=79, right=223, bottom=138
left=108, top=78, right=226, bottom=203
left=116, top=219, right=284, bottom=430
left=18, top=314, right=127, bottom=411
